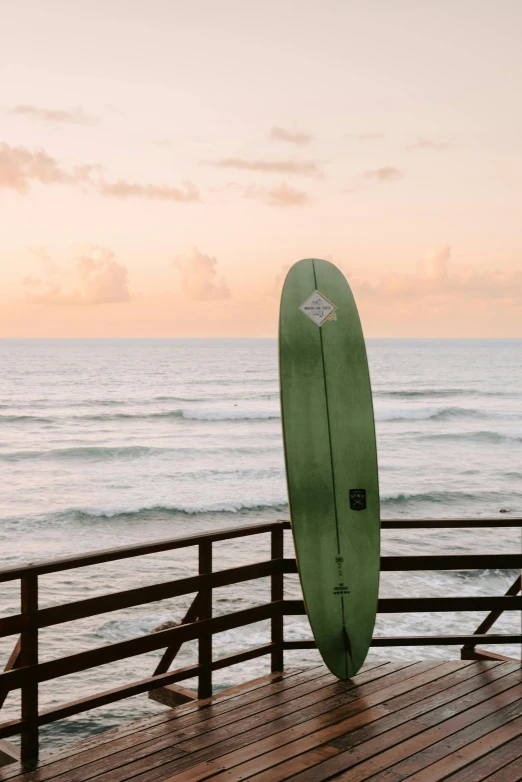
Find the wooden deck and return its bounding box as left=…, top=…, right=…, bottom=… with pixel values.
left=1, top=659, right=521, bottom=781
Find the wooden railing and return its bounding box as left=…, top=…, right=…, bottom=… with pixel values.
left=0, top=518, right=521, bottom=767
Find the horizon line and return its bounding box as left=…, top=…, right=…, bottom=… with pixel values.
left=2, top=336, right=522, bottom=342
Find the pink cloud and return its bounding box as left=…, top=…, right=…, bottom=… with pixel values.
left=220, top=181, right=309, bottom=206
left=408, top=136, right=450, bottom=151
left=0, top=142, right=200, bottom=202
left=203, top=157, right=323, bottom=178
left=8, top=105, right=100, bottom=126
left=266, top=264, right=291, bottom=298
left=23, top=245, right=131, bottom=304
left=98, top=179, right=199, bottom=202
left=362, top=167, right=404, bottom=183
left=356, top=245, right=522, bottom=301
left=0, top=143, right=92, bottom=194
left=266, top=182, right=309, bottom=206
left=174, top=247, right=230, bottom=301
left=269, top=126, right=313, bottom=145
left=344, top=165, right=405, bottom=193
left=237, top=181, right=309, bottom=206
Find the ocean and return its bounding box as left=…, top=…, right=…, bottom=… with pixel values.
left=0, top=338, right=521, bottom=750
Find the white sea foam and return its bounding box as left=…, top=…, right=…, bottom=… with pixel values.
left=66, top=498, right=289, bottom=519
left=374, top=406, right=485, bottom=422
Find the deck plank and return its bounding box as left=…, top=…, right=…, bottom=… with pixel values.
left=83, top=663, right=411, bottom=782
left=397, top=715, right=522, bottom=781
left=325, top=688, right=522, bottom=782
left=157, top=663, right=478, bottom=781
left=1, top=661, right=520, bottom=782
left=108, top=665, right=420, bottom=782
left=0, top=667, right=313, bottom=781
left=2, top=665, right=332, bottom=781
left=480, top=754, right=522, bottom=781
left=0, top=661, right=398, bottom=782
left=442, top=735, right=522, bottom=781
left=287, top=664, right=522, bottom=782
left=192, top=685, right=522, bottom=782
left=0, top=666, right=333, bottom=782
left=362, top=679, right=522, bottom=780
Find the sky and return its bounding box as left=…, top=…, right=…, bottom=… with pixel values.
left=1, top=0, right=522, bottom=337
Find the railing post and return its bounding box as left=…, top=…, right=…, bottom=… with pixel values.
left=198, top=541, right=212, bottom=699
left=271, top=525, right=284, bottom=672
left=460, top=574, right=521, bottom=660
left=20, top=574, right=38, bottom=766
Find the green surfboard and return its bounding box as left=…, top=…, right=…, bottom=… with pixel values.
left=279, top=258, right=380, bottom=680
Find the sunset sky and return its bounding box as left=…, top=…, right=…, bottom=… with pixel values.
left=1, top=0, right=521, bottom=337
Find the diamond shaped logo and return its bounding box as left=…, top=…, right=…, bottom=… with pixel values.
left=299, top=290, right=337, bottom=326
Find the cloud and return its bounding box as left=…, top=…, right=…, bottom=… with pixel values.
left=235, top=181, right=309, bottom=206
left=0, top=142, right=199, bottom=201
left=174, top=247, right=230, bottom=301
left=23, top=245, right=131, bottom=304
left=219, top=180, right=310, bottom=206
left=408, top=136, right=450, bottom=151
left=203, top=157, right=323, bottom=178
left=356, top=245, right=522, bottom=301
left=0, top=142, right=94, bottom=193
left=362, top=167, right=404, bottom=183
left=7, top=105, right=100, bottom=126
left=344, top=166, right=405, bottom=193
left=266, top=183, right=309, bottom=206
left=98, top=180, right=199, bottom=202
left=269, top=126, right=313, bottom=145
left=425, top=244, right=450, bottom=279
left=266, top=264, right=290, bottom=298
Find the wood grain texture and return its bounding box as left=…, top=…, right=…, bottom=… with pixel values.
left=2, top=662, right=521, bottom=782
left=442, top=734, right=522, bottom=781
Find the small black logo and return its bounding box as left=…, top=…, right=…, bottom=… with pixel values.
left=350, top=489, right=366, bottom=511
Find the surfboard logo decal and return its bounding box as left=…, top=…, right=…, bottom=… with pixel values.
left=334, top=558, right=350, bottom=595
left=350, top=489, right=366, bottom=511
left=299, top=290, right=337, bottom=326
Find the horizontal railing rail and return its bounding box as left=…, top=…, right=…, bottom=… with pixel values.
left=0, top=521, right=284, bottom=583
left=0, top=560, right=283, bottom=637
left=283, top=596, right=522, bottom=614
left=380, top=519, right=522, bottom=529
left=3, top=554, right=520, bottom=639
left=1, top=518, right=521, bottom=582
left=0, top=517, right=520, bottom=767
left=284, top=633, right=522, bottom=649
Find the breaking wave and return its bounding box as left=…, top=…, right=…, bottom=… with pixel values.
left=376, top=389, right=517, bottom=399
left=0, top=408, right=281, bottom=424
left=375, top=407, right=485, bottom=422
left=418, top=431, right=522, bottom=444
left=382, top=490, right=495, bottom=507
left=376, top=389, right=470, bottom=398
left=81, top=408, right=280, bottom=422
left=0, top=414, right=54, bottom=424
left=0, top=444, right=282, bottom=462
left=57, top=499, right=289, bottom=521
